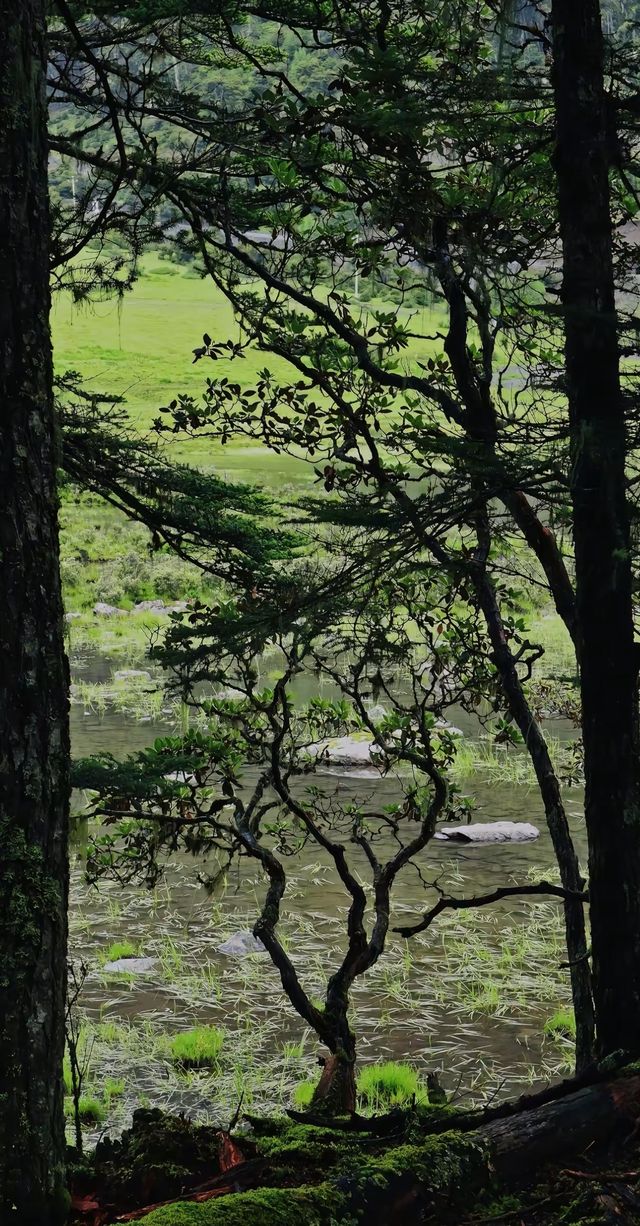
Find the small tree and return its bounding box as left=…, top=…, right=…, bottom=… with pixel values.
left=76, top=556, right=585, bottom=1110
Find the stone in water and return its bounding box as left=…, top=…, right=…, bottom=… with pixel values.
left=434, top=821, right=539, bottom=844
left=102, top=956, right=157, bottom=974
left=217, top=931, right=267, bottom=956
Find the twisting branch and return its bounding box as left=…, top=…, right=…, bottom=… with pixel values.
left=395, top=880, right=589, bottom=939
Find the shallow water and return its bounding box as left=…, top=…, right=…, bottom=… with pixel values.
left=69, top=650, right=587, bottom=1137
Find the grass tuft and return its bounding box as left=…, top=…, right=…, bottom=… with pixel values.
left=357, top=1061, right=428, bottom=1109
left=170, top=1026, right=224, bottom=1069
left=543, top=1008, right=576, bottom=1041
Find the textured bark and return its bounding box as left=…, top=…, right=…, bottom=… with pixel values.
left=0, top=2, right=71, bottom=1221
left=551, top=1, right=640, bottom=1058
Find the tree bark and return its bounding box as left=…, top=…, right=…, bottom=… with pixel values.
left=0, top=2, right=70, bottom=1221
left=551, top=1, right=640, bottom=1058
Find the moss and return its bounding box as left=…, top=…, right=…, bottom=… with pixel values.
left=256, top=1120, right=365, bottom=1172
left=0, top=820, right=61, bottom=988
left=137, top=1184, right=347, bottom=1225
left=338, top=1130, right=492, bottom=1215
left=87, top=1108, right=227, bottom=1209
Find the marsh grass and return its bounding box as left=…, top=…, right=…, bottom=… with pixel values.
left=450, top=734, right=565, bottom=785
left=67, top=842, right=576, bottom=1144
left=169, top=1027, right=224, bottom=1069
left=100, top=940, right=139, bottom=965
left=357, top=1061, right=429, bottom=1110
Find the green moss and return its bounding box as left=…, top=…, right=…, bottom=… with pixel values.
left=344, top=1130, right=491, bottom=1209
left=170, top=1026, right=224, bottom=1069
left=137, top=1184, right=346, bottom=1225
left=256, top=1120, right=365, bottom=1172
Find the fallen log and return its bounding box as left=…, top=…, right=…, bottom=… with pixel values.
left=125, top=1071, right=640, bottom=1225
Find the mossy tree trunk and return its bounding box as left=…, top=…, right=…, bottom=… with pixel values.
left=0, top=1, right=71, bottom=1220
left=551, top=0, right=640, bottom=1059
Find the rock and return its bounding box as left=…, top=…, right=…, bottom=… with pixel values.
left=133, top=599, right=166, bottom=612
left=217, top=931, right=267, bottom=956
left=434, top=719, right=464, bottom=737
left=113, top=669, right=152, bottom=682
left=309, top=735, right=380, bottom=768
left=102, top=956, right=157, bottom=974
left=434, top=821, right=540, bottom=844
left=65, top=611, right=82, bottom=622
left=93, top=602, right=128, bottom=617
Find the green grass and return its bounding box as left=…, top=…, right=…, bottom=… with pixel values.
left=65, top=1094, right=105, bottom=1125
left=101, top=940, right=139, bottom=964
left=357, top=1061, right=429, bottom=1109
left=170, top=1026, right=225, bottom=1069
left=543, top=1008, right=576, bottom=1041
left=293, top=1061, right=429, bottom=1112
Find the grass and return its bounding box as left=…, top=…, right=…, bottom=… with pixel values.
left=357, top=1061, right=429, bottom=1110
left=170, top=1027, right=225, bottom=1069
left=544, top=1008, right=576, bottom=1041
left=294, top=1062, right=430, bottom=1112
left=101, top=941, right=139, bottom=964
left=65, top=1094, right=105, bottom=1125
left=450, top=732, right=567, bottom=785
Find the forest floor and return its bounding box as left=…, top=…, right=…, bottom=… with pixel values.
left=67, top=1082, right=640, bottom=1225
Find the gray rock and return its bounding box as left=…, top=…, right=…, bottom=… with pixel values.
left=113, top=669, right=153, bottom=682
left=93, top=602, right=128, bottom=617
left=102, top=956, right=157, bottom=974
left=310, top=735, right=381, bottom=768
left=217, top=931, right=268, bottom=956
left=435, top=821, right=539, bottom=844
left=133, top=599, right=166, bottom=612
left=65, top=611, right=82, bottom=622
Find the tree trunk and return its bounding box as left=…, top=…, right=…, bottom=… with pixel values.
left=310, top=1053, right=357, bottom=1116
left=551, top=1, right=640, bottom=1058
left=0, top=2, right=71, bottom=1221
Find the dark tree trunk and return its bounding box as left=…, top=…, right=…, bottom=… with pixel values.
left=0, top=2, right=70, bottom=1221
left=551, top=1, right=640, bottom=1058
left=311, top=1053, right=357, bottom=1116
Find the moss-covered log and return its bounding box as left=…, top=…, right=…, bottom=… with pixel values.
left=132, top=1072, right=640, bottom=1225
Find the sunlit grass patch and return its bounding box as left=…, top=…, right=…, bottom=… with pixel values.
left=543, top=1008, right=576, bottom=1041
left=357, top=1061, right=428, bottom=1109
left=170, top=1026, right=224, bottom=1069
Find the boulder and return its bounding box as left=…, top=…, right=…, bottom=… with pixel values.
left=434, top=821, right=540, bottom=844
left=113, top=669, right=153, bottom=682
left=93, top=602, right=128, bottom=617
left=102, top=956, right=157, bottom=974
left=217, top=931, right=268, bottom=956
left=309, top=735, right=380, bottom=768
left=133, top=599, right=166, bottom=612
left=64, top=611, right=82, bottom=622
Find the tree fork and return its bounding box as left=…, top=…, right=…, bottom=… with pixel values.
left=0, top=1, right=70, bottom=1219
